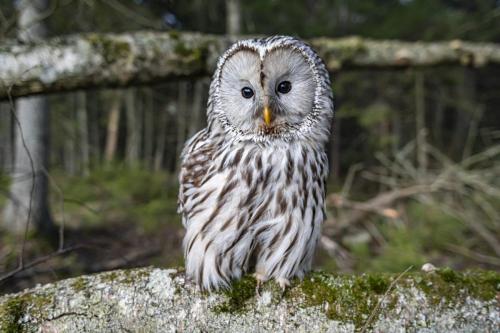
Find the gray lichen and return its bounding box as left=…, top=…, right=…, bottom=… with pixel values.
left=0, top=267, right=498, bottom=332
left=3, top=33, right=500, bottom=100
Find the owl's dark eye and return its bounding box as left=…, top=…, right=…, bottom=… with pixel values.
left=277, top=81, right=292, bottom=94
left=241, top=87, right=254, bottom=99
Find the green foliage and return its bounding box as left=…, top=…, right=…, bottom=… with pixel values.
left=33, top=0, right=500, bottom=42
left=53, top=165, right=180, bottom=233
left=367, top=229, right=427, bottom=273
left=348, top=201, right=468, bottom=273
left=0, top=171, right=9, bottom=208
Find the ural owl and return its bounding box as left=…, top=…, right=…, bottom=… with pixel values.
left=178, top=36, right=334, bottom=291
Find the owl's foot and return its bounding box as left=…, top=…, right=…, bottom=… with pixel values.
left=276, top=277, right=290, bottom=297
left=254, top=272, right=267, bottom=297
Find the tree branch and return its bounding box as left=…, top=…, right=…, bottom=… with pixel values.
left=1, top=32, right=500, bottom=99
left=0, top=267, right=498, bottom=332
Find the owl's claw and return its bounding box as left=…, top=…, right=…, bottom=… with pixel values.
left=254, top=273, right=266, bottom=297
left=255, top=279, right=262, bottom=297
left=277, top=278, right=290, bottom=298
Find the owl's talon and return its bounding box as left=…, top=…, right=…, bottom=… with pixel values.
left=277, top=278, right=290, bottom=298
left=254, top=273, right=266, bottom=297
left=255, top=279, right=262, bottom=297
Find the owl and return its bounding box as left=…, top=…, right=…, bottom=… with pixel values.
left=178, top=36, right=334, bottom=291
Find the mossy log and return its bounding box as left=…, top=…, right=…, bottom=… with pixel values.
left=0, top=267, right=498, bottom=332
left=1, top=32, right=500, bottom=99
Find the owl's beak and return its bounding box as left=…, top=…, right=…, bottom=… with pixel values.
left=263, top=105, right=272, bottom=126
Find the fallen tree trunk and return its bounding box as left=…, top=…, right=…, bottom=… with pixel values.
left=1, top=32, right=500, bottom=99
left=0, top=267, right=498, bottom=332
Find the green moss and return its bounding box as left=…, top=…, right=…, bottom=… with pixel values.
left=86, top=34, right=131, bottom=63
left=174, top=41, right=204, bottom=63
left=213, top=276, right=257, bottom=314
left=414, top=268, right=500, bottom=305
left=120, top=267, right=152, bottom=285
left=366, top=274, right=390, bottom=294
left=0, top=297, right=24, bottom=333
left=71, top=277, right=88, bottom=292
left=100, top=271, right=119, bottom=283
left=168, top=30, right=180, bottom=40
left=0, top=293, right=52, bottom=332
left=211, top=269, right=499, bottom=328
left=316, top=37, right=367, bottom=70
left=170, top=38, right=209, bottom=73
left=299, top=271, right=393, bottom=329
left=296, top=269, right=500, bottom=330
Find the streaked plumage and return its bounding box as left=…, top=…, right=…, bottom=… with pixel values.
left=178, top=36, right=334, bottom=291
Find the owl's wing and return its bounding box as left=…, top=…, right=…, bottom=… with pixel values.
left=178, top=128, right=216, bottom=226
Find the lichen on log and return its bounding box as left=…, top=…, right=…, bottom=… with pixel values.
left=1, top=32, right=500, bottom=100
left=0, top=267, right=498, bottom=332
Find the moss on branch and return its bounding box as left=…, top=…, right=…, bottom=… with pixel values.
left=0, top=267, right=498, bottom=332
left=2, top=32, right=500, bottom=100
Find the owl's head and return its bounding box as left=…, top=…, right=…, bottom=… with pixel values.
left=208, top=36, right=334, bottom=144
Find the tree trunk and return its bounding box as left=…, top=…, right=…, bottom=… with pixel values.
left=63, top=108, right=76, bottom=175
left=432, top=86, right=445, bottom=150
left=2, top=0, right=53, bottom=235
left=330, top=116, right=340, bottom=179
left=188, top=79, right=206, bottom=138
left=143, top=88, right=154, bottom=169
left=450, top=69, right=473, bottom=160
left=0, top=267, right=498, bottom=332
left=226, top=0, right=241, bottom=35
left=104, top=91, right=122, bottom=163
left=153, top=106, right=168, bottom=171
left=76, top=91, right=90, bottom=176
left=175, top=82, right=188, bottom=172
left=88, top=91, right=101, bottom=166
left=0, top=103, right=12, bottom=171
left=125, top=89, right=141, bottom=166
left=414, top=71, right=427, bottom=175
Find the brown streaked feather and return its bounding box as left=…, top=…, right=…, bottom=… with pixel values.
left=178, top=129, right=219, bottom=221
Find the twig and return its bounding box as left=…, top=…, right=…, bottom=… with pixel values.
left=446, top=244, right=500, bottom=267
left=0, top=245, right=81, bottom=284
left=340, top=163, right=362, bottom=198
left=101, top=0, right=163, bottom=29
left=320, top=236, right=354, bottom=271
left=360, top=266, right=413, bottom=333
left=327, top=184, right=434, bottom=228
left=62, top=198, right=99, bottom=214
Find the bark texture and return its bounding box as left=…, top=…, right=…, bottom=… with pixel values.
left=2, top=0, right=53, bottom=234
left=0, top=267, right=498, bottom=332
left=1, top=32, right=500, bottom=99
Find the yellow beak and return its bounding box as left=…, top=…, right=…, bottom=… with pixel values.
left=263, top=105, right=272, bottom=126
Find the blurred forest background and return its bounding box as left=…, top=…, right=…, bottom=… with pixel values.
left=0, top=0, right=499, bottom=294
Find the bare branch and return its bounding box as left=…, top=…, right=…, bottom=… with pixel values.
left=1, top=33, right=500, bottom=99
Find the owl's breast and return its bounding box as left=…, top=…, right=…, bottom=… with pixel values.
left=181, top=138, right=328, bottom=277
left=198, top=140, right=328, bottom=227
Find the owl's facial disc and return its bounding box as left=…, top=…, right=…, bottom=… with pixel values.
left=218, top=47, right=315, bottom=137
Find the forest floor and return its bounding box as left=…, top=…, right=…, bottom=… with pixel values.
left=0, top=165, right=498, bottom=295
